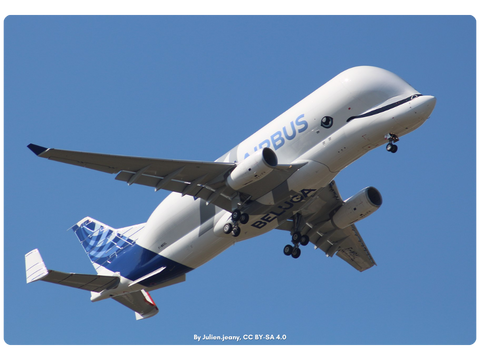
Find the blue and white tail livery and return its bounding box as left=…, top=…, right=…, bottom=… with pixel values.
left=71, top=217, right=144, bottom=275
left=25, top=66, right=436, bottom=319
left=71, top=217, right=190, bottom=292
left=26, top=217, right=187, bottom=320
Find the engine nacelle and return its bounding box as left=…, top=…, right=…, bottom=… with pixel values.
left=226, top=148, right=278, bottom=191
left=331, top=187, right=382, bottom=229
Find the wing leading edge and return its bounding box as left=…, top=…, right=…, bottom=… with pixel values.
left=28, top=143, right=236, bottom=209
left=27, top=144, right=303, bottom=211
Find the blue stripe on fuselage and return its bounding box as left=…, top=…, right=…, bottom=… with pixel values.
left=102, top=244, right=193, bottom=288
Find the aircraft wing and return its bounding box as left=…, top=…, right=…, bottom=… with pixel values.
left=28, top=144, right=301, bottom=211
left=279, top=181, right=376, bottom=272
left=317, top=223, right=376, bottom=272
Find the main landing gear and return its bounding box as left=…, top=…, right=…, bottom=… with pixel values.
left=284, top=214, right=309, bottom=259
left=385, top=133, right=399, bottom=153
left=223, top=209, right=249, bottom=237
left=284, top=231, right=309, bottom=259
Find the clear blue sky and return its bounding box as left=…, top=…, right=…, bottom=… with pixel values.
left=3, top=14, right=476, bottom=355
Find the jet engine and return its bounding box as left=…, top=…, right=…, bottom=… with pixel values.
left=331, top=187, right=382, bottom=229
left=226, top=148, right=278, bottom=190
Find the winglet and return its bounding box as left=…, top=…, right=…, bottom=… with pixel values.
left=27, top=143, right=49, bottom=156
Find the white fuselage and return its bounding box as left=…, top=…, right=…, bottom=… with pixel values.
left=123, top=66, right=436, bottom=286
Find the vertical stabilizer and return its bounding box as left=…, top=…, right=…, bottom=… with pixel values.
left=71, top=217, right=145, bottom=274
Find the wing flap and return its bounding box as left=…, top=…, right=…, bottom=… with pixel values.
left=315, top=225, right=376, bottom=272
left=115, top=170, right=190, bottom=192
left=114, top=170, right=233, bottom=209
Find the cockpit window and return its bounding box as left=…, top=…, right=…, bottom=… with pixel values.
left=346, top=94, right=423, bottom=123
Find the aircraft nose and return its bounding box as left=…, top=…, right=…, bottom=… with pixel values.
left=424, top=95, right=436, bottom=108
left=418, top=95, right=436, bottom=119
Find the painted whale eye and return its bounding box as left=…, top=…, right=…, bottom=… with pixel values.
left=321, top=116, right=333, bottom=128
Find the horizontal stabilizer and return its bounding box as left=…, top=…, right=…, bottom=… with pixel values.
left=113, top=289, right=159, bottom=320
left=25, top=249, right=120, bottom=292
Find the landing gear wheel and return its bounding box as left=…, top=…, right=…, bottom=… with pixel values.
left=385, top=133, right=399, bottom=153
left=291, top=247, right=301, bottom=259
left=231, top=209, right=241, bottom=222
left=239, top=213, right=249, bottom=224
left=286, top=214, right=309, bottom=259
left=223, top=223, right=233, bottom=234
left=292, top=231, right=301, bottom=244
left=386, top=143, right=398, bottom=153
left=284, top=244, right=294, bottom=256
left=299, top=235, right=310, bottom=246
left=232, top=226, right=241, bottom=237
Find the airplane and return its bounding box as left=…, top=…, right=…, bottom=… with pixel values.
left=25, top=66, right=436, bottom=320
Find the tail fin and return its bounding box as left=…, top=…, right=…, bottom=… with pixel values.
left=71, top=217, right=145, bottom=274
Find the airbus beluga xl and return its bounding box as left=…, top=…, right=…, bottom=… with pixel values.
left=25, top=66, right=436, bottom=320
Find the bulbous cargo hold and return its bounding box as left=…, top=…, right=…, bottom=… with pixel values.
left=331, top=187, right=383, bottom=229
left=25, top=66, right=436, bottom=319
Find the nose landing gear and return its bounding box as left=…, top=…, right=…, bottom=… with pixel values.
left=385, top=133, right=399, bottom=153
left=386, top=143, right=398, bottom=153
